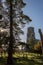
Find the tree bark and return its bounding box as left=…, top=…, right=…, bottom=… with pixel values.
left=38, top=29, right=43, bottom=54
left=7, top=0, right=14, bottom=65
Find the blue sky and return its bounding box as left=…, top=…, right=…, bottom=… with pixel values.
left=20, top=0, right=43, bottom=42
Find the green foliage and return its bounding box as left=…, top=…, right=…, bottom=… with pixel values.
left=0, top=0, right=32, bottom=44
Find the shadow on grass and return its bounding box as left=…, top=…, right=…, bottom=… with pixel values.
left=0, top=57, right=43, bottom=65
left=0, top=57, right=7, bottom=65
left=13, top=57, right=43, bottom=65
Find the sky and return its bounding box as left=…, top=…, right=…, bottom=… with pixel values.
left=20, top=0, right=43, bottom=42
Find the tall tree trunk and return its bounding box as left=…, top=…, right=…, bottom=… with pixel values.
left=41, top=41, right=43, bottom=54
left=7, top=0, right=14, bottom=65
left=38, top=29, right=43, bottom=54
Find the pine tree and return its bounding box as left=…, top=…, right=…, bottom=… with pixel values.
left=0, top=0, right=32, bottom=65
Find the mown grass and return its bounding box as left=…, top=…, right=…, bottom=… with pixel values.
left=0, top=52, right=43, bottom=65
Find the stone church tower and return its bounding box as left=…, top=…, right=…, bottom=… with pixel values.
left=27, top=27, right=35, bottom=49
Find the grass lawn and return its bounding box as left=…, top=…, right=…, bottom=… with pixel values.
left=0, top=52, right=43, bottom=65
